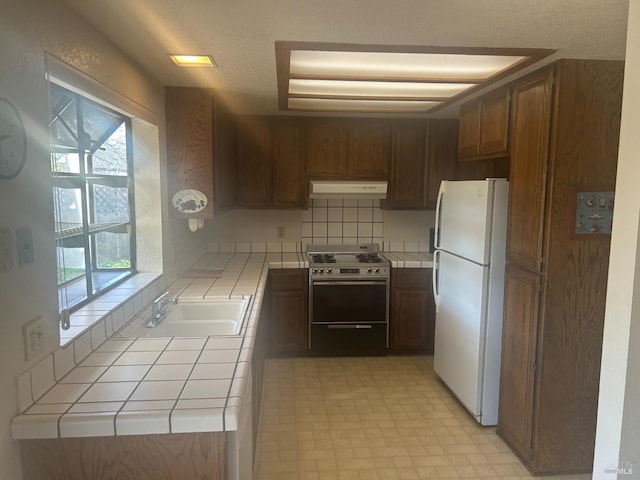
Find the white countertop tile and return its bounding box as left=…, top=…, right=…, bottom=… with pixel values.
left=68, top=402, right=123, bottom=413
left=204, top=337, right=244, bottom=350
left=198, top=349, right=239, bottom=363
left=27, top=404, right=70, bottom=414
left=190, top=363, right=236, bottom=380
left=127, top=338, right=171, bottom=352
left=60, top=412, right=116, bottom=438
left=129, top=380, right=186, bottom=401
left=98, top=365, right=150, bottom=383
left=171, top=408, right=224, bottom=433
left=116, top=410, right=171, bottom=436
left=96, top=338, right=134, bottom=353
left=39, top=383, right=92, bottom=404
left=156, top=350, right=201, bottom=365
left=175, top=398, right=226, bottom=409
left=166, top=338, right=207, bottom=351
left=114, top=351, right=162, bottom=366
left=80, top=351, right=121, bottom=367
left=79, top=381, right=138, bottom=403
left=181, top=379, right=231, bottom=399
left=122, top=400, right=176, bottom=411
left=59, top=366, right=107, bottom=384
left=145, top=364, right=193, bottom=381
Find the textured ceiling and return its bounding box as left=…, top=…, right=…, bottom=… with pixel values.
left=62, top=0, right=629, bottom=117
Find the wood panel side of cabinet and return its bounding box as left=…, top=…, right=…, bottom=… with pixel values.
left=529, top=59, right=624, bottom=474
left=497, top=264, right=541, bottom=465
left=479, top=89, right=510, bottom=156
left=213, top=102, right=237, bottom=213
left=424, top=120, right=459, bottom=208
left=387, top=120, right=427, bottom=209
left=506, top=69, right=554, bottom=272
left=235, top=117, right=272, bottom=208
left=458, top=100, right=481, bottom=159
left=20, top=433, right=226, bottom=480
left=165, top=87, right=214, bottom=219
left=271, top=120, right=307, bottom=208
left=349, top=120, right=391, bottom=178
left=306, top=120, right=349, bottom=177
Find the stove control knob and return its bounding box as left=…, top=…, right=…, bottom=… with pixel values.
left=319, top=269, right=325, bottom=274
left=312, top=268, right=319, bottom=274
left=374, top=268, right=380, bottom=274
left=366, top=268, right=373, bottom=274
left=326, top=268, right=333, bottom=274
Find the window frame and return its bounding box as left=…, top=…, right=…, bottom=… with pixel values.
left=49, top=83, right=137, bottom=313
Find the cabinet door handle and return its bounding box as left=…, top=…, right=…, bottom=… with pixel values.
left=327, top=324, right=373, bottom=329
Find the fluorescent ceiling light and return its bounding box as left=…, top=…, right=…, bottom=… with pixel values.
left=289, top=79, right=476, bottom=99
left=169, top=55, right=216, bottom=67
left=288, top=97, right=441, bottom=113
left=275, top=43, right=555, bottom=114
left=290, top=51, right=526, bottom=81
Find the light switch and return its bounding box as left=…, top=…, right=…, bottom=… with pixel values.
left=0, top=226, right=13, bottom=272
left=16, top=226, right=34, bottom=265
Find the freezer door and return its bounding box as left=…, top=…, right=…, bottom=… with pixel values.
left=435, top=180, right=494, bottom=265
left=433, top=250, right=488, bottom=421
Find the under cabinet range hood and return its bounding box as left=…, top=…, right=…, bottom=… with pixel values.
left=309, top=180, right=388, bottom=199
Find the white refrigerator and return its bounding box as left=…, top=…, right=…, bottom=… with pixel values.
left=432, top=178, right=508, bottom=426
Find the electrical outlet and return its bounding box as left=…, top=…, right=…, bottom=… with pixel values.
left=24, top=316, right=46, bottom=361
left=277, top=225, right=285, bottom=239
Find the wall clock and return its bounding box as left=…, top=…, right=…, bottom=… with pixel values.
left=0, top=98, right=27, bottom=180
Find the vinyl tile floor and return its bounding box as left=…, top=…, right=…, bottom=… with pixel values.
left=253, top=355, right=592, bottom=480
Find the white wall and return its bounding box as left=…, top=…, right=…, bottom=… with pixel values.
left=593, top=2, right=640, bottom=478
left=0, top=1, right=182, bottom=478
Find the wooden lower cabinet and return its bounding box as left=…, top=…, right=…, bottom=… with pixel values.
left=20, top=433, right=226, bottom=480
left=389, top=268, right=435, bottom=354
left=266, top=269, right=309, bottom=357
left=497, top=264, right=540, bottom=461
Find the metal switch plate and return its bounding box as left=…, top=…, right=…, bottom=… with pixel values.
left=0, top=226, right=13, bottom=272
left=16, top=226, right=34, bottom=265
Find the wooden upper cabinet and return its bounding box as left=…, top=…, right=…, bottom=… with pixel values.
left=479, top=89, right=510, bottom=156
left=458, top=88, right=510, bottom=161
left=506, top=70, right=554, bottom=272
left=387, top=120, right=427, bottom=209
left=271, top=119, right=307, bottom=208
left=165, top=87, right=214, bottom=219
left=458, top=101, right=481, bottom=159
left=424, top=120, right=458, bottom=208
left=349, top=120, right=391, bottom=178
left=212, top=101, right=237, bottom=214
left=236, top=117, right=272, bottom=208
left=497, top=264, right=541, bottom=462
left=306, top=119, right=349, bottom=177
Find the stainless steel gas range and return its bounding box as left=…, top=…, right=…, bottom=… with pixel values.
left=307, top=244, right=390, bottom=356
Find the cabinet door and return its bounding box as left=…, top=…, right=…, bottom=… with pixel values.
left=307, top=120, right=349, bottom=177
left=349, top=120, right=391, bottom=178
left=506, top=70, right=554, bottom=271
left=267, top=270, right=309, bottom=356
left=271, top=120, right=307, bottom=208
left=479, top=89, right=510, bottom=156
left=497, top=265, right=540, bottom=462
left=212, top=102, right=237, bottom=213
left=389, top=269, right=435, bottom=353
left=458, top=100, right=481, bottom=159
left=165, top=87, right=214, bottom=219
left=424, top=120, right=458, bottom=209
left=387, top=120, right=427, bottom=209
left=236, top=117, right=272, bottom=208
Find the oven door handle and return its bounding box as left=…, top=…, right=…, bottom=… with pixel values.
left=311, top=281, right=387, bottom=286
left=327, top=324, right=373, bottom=329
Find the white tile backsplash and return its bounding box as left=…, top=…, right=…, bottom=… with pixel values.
left=30, top=355, right=55, bottom=401
left=54, top=345, right=76, bottom=381
left=16, top=371, right=33, bottom=413
left=303, top=199, right=384, bottom=245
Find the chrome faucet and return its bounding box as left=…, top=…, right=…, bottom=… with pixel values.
left=146, top=291, right=178, bottom=328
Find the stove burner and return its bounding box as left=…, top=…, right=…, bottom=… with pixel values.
left=356, top=253, right=383, bottom=263
left=311, top=254, right=336, bottom=264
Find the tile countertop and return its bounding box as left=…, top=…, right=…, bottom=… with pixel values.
left=11, top=251, right=307, bottom=440
left=384, top=252, right=434, bottom=268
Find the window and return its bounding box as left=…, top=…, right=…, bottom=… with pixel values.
left=48, top=84, right=136, bottom=313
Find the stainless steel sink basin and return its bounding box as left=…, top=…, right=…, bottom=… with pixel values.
left=120, top=296, right=251, bottom=338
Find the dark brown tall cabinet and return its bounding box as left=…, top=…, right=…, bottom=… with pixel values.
left=497, top=59, right=624, bottom=474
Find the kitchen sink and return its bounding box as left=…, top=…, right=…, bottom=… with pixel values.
left=120, top=296, right=251, bottom=338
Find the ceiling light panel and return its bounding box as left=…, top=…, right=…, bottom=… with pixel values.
left=290, top=50, right=526, bottom=81
left=169, top=55, right=216, bottom=67
left=289, top=79, right=476, bottom=99
left=288, top=97, right=441, bottom=113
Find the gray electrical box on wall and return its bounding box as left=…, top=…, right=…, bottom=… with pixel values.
left=16, top=226, right=33, bottom=265
left=0, top=226, right=13, bottom=271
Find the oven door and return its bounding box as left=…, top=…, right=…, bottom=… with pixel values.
left=310, top=280, right=388, bottom=325
left=310, top=279, right=389, bottom=356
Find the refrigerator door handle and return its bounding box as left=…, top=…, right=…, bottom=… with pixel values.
left=432, top=249, right=441, bottom=312
left=434, top=181, right=446, bottom=250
